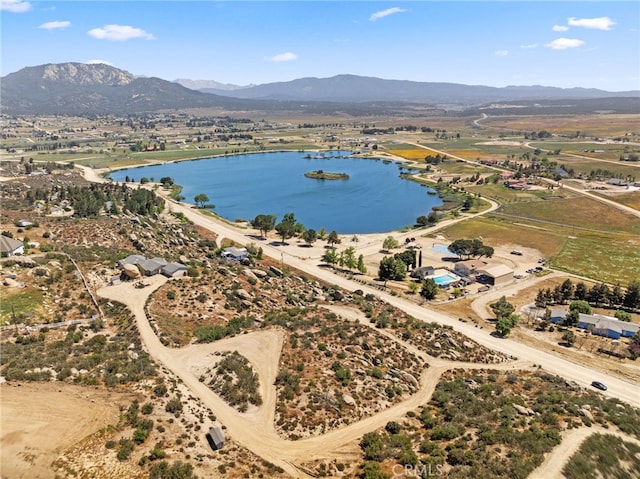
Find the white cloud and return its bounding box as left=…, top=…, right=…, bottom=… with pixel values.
left=39, top=20, right=71, bottom=30
left=369, top=7, right=407, bottom=21
left=266, top=52, right=298, bottom=62
left=88, top=24, right=155, bottom=41
left=495, top=50, right=509, bottom=56
left=552, top=25, right=569, bottom=32
left=520, top=43, right=538, bottom=49
left=568, top=16, right=615, bottom=31
left=1, top=0, right=31, bottom=13
left=86, top=59, right=113, bottom=66
left=544, top=38, right=585, bottom=50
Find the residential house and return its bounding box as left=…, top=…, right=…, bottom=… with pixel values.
left=410, top=266, right=435, bottom=280
left=453, top=259, right=487, bottom=277
left=117, top=254, right=146, bottom=268
left=139, top=257, right=168, bottom=276
left=0, top=235, right=24, bottom=256
left=550, top=309, right=639, bottom=340
left=161, top=262, right=188, bottom=278
left=221, top=247, right=249, bottom=262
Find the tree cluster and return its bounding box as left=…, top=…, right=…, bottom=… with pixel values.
left=535, top=278, right=640, bottom=311
left=447, top=239, right=494, bottom=260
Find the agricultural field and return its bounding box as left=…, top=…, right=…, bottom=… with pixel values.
left=475, top=114, right=640, bottom=138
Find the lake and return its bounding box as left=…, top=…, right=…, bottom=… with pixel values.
left=108, top=151, right=442, bottom=234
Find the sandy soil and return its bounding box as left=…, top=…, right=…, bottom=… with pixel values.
left=0, top=382, right=129, bottom=479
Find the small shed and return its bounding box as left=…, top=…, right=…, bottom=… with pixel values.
left=206, top=426, right=225, bottom=450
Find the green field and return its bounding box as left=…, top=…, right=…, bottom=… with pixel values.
left=0, top=288, right=44, bottom=325
left=552, top=234, right=640, bottom=284
left=499, top=196, right=640, bottom=236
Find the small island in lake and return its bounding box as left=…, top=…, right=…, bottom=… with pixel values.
left=304, top=169, right=349, bottom=180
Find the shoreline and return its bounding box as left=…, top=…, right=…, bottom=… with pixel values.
left=98, top=149, right=443, bottom=236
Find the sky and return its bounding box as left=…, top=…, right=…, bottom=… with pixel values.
left=1, top=0, right=639, bottom=91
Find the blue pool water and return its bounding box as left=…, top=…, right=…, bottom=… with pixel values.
left=430, top=243, right=456, bottom=256
left=433, top=274, right=458, bottom=285
left=109, top=151, right=443, bottom=234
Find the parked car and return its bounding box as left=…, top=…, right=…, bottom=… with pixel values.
left=591, top=381, right=607, bottom=391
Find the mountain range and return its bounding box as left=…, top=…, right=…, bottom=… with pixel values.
left=1, top=63, right=638, bottom=116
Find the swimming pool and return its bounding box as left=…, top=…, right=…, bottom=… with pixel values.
left=433, top=274, right=458, bottom=286
left=430, top=243, right=456, bottom=256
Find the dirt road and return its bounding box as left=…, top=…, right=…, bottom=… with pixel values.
left=529, top=425, right=640, bottom=479
left=140, top=195, right=640, bottom=409
left=97, top=279, right=530, bottom=476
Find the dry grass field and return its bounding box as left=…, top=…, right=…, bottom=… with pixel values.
left=476, top=114, right=640, bottom=138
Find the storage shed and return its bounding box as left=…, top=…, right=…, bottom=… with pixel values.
left=206, top=426, right=225, bottom=450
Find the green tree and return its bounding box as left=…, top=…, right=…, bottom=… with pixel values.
left=624, top=279, right=640, bottom=310
left=275, top=212, right=298, bottom=244
left=614, top=310, right=632, bottom=322
left=569, top=300, right=592, bottom=315
left=149, top=461, right=197, bottom=479
left=302, top=228, right=318, bottom=246
left=357, top=254, right=367, bottom=274
left=378, top=256, right=407, bottom=282
left=495, top=313, right=519, bottom=336
left=250, top=214, right=277, bottom=238
left=559, top=279, right=574, bottom=304
left=382, top=235, right=399, bottom=252
left=564, top=310, right=580, bottom=327
left=321, top=248, right=339, bottom=267
left=490, top=296, right=515, bottom=319
left=416, top=215, right=429, bottom=226
left=420, top=278, right=439, bottom=300
left=340, top=246, right=357, bottom=270
left=562, top=330, right=576, bottom=347
left=327, top=230, right=341, bottom=247
left=194, top=193, right=209, bottom=208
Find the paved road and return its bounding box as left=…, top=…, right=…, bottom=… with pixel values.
left=156, top=198, right=640, bottom=408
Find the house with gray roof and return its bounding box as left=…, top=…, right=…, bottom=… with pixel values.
left=0, top=235, right=24, bottom=256
left=161, top=262, right=188, bottom=278
left=550, top=309, right=639, bottom=339
left=139, top=257, right=168, bottom=276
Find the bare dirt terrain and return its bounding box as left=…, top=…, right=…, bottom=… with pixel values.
left=0, top=382, right=129, bottom=479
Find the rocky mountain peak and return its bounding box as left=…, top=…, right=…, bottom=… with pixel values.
left=40, top=62, right=135, bottom=86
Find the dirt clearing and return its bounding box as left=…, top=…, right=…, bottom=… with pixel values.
left=1, top=382, right=129, bottom=479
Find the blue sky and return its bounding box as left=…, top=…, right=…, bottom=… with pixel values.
left=2, top=1, right=639, bottom=91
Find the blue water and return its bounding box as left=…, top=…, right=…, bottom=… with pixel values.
left=109, top=151, right=442, bottom=234
left=433, top=274, right=458, bottom=285
left=430, top=243, right=456, bottom=256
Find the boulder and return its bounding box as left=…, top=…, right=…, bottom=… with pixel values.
left=579, top=408, right=594, bottom=421
left=243, top=269, right=258, bottom=281
left=235, top=289, right=252, bottom=301
left=123, top=263, right=140, bottom=278
left=513, top=404, right=526, bottom=415
left=269, top=266, right=284, bottom=277
left=342, top=394, right=356, bottom=407
left=252, top=269, right=268, bottom=279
